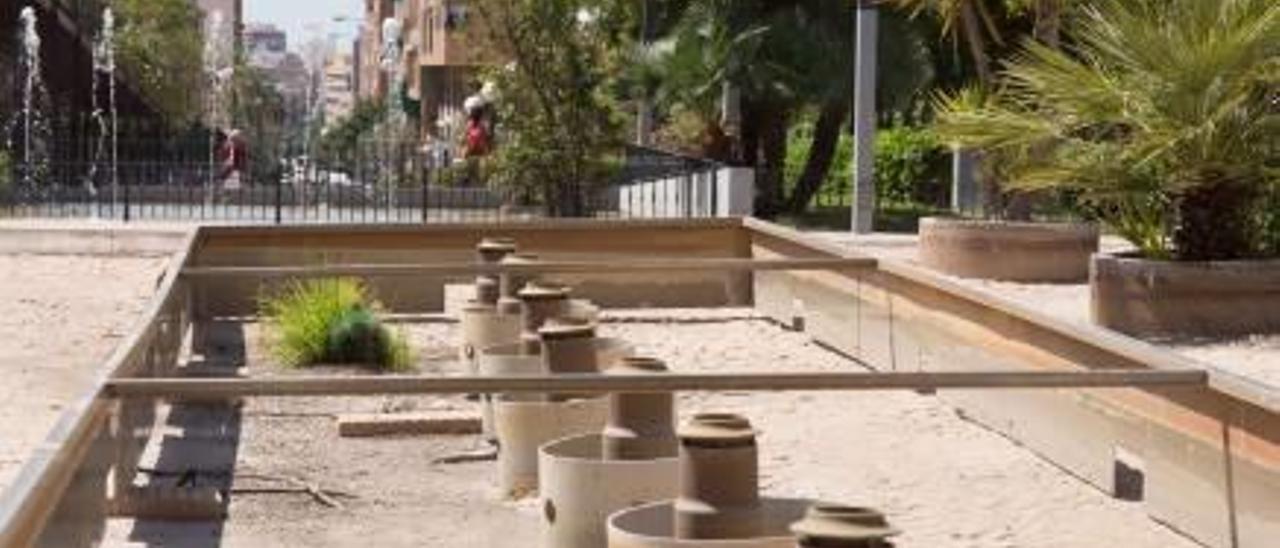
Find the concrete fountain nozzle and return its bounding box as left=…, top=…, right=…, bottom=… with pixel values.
left=518, top=282, right=572, bottom=354
left=498, top=252, right=539, bottom=315
left=606, top=412, right=816, bottom=548
left=474, top=237, right=517, bottom=306
left=604, top=357, right=678, bottom=461
left=675, top=413, right=763, bottom=540
left=789, top=504, right=899, bottom=548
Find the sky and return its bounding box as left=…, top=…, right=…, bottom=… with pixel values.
left=244, top=0, right=364, bottom=52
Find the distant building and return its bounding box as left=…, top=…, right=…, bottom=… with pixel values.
left=352, top=0, right=503, bottom=145
left=323, top=53, right=357, bottom=125
left=352, top=37, right=363, bottom=100
left=357, top=0, right=395, bottom=101
left=245, top=23, right=288, bottom=70
left=241, top=23, right=311, bottom=135
left=414, top=0, right=497, bottom=143
left=193, top=0, right=243, bottom=54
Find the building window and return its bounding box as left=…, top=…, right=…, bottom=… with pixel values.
left=445, top=3, right=467, bottom=30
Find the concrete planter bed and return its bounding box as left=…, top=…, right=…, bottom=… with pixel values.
left=1092, top=253, right=1280, bottom=338
left=918, top=216, right=1100, bottom=283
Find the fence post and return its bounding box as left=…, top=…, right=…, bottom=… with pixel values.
left=420, top=166, right=430, bottom=224
left=275, top=177, right=283, bottom=224
left=122, top=179, right=131, bottom=222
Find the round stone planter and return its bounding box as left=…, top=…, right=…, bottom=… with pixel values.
left=1092, top=254, right=1280, bottom=338
left=918, top=217, right=1100, bottom=283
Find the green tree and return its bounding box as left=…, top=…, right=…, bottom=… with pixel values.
left=474, top=0, right=627, bottom=216
left=228, top=65, right=287, bottom=184
left=317, top=98, right=388, bottom=172
left=115, top=0, right=205, bottom=125
left=936, top=0, right=1279, bottom=260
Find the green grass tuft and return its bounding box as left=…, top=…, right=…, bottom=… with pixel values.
left=259, top=278, right=413, bottom=371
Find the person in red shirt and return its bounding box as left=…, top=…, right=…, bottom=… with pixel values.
left=218, top=129, right=247, bottom=190
left=463, top=110, right=491, bottom=159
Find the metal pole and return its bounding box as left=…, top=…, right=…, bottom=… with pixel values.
left=850, top=1, right=879, bottom=234
left=952, top=147, right=980, bottom=215
left=104, top=370, right=1209, bottom=400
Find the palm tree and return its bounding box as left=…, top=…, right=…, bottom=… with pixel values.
left=641, top=0, right=937, bottom=216
left=891, top=0, right=1006, bottom=87
left=936, top=0, right=1279, bottom=260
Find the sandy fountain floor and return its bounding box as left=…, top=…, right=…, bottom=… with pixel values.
left=105, top=309, right=1196, bottom=548
left=0, top=253, right=167, bottom=493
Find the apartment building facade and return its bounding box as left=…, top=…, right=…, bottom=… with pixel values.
left=355, top=0, right=501, bottom=145
left=323, top=53, right=357, bottom=124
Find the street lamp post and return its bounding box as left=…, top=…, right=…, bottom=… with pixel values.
left=851, top=0, right=879, bottom=234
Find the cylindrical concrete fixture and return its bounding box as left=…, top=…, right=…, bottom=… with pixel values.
left=674, top=413, right=763, bottom=540
left=478, top=342, right=545, bottom=441
left=493, top=396, right=608, bottom=498
left=790, top=504, right=898, bottom=548
left=480, top=338, right=634, bottom=439
left=540, top=323, right=599, bottom=375
left=474, top=276, right=501, bottom=306
left=604, top=357, right=677, bottom=461
left=461, top=305, right=523, bottom=439
left=519, top=283, right=571, bottom=354
left=459, top=303, right=522, bottom=375
left=540, top=322, right=598, bottom=402
left=539, top=434, right=679, bottom=548
left=475, top=238, right=517, bottom=305
left=607, top=499, right=814, bottom=548
left=498, top=253, right=539, bottom=315
left=476, top=237, right=517, bottom=263
left=567, top=298, right=602, bottom=324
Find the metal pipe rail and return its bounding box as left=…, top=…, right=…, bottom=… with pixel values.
left=178, top=257, right=878, bottom=279
left=105, top=370, right=1208, bottom=400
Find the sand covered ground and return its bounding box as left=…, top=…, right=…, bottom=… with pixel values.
left=0, top=253, right=167, bottom=493
left=105, top=309, right=1196, bottom=547
left=816, top=232, right=1280, bottom=390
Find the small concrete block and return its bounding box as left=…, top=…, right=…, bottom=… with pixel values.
left=108, top=485, right=225, bottom=520
left=337, top=411, right=482, bottom=437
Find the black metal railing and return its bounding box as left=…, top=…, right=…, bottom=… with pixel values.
left=0, top=140, right=726, bottom=223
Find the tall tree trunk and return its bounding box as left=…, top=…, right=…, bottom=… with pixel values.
left=1174, top=175, right=1261, bottom=260
left=1033, top=0, right=1062, bottom=49
left=736, top=97, right=760, bottom=168
left=786, top=100, right=848, bottom=214
left=958, top=2, right=994, bottom=88
left=754, top=102, right=788, bottom=219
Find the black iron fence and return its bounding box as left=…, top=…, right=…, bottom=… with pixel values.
left=0, top=140, right=727, bottom=223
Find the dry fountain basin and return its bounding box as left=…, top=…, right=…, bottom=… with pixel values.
left=539, top=357, right=680, bottom=548
left=607, top=414, right=815, bottom=547
left=490, top=323, right=632, bottom=496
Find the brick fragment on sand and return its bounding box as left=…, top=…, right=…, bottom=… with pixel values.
left=108, top=485, right=225, bottom=520
left=337, top=411, right=482, bottom=437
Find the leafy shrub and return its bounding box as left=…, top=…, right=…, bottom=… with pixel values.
left=784, top=118, right=946, bottom=209
left=875, top=125, right=947, bottom=206
left=260, top=278, right=412, bottom=371
left=784, top=115, right=853, bottom=199
left=1261, top=186, right=1280, bottom=257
